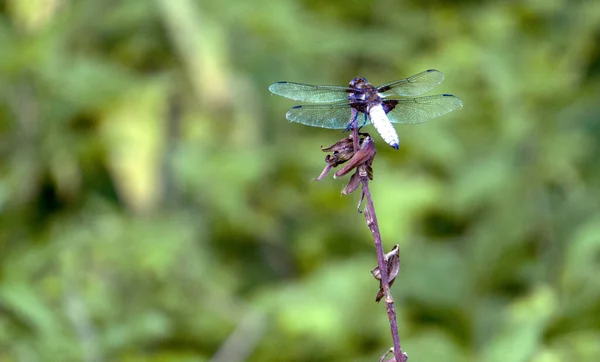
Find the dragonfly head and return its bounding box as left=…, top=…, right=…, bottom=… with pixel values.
left=349, top=77, right=370, bottom=89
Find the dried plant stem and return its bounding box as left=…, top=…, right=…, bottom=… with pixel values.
left=352, top=126, right=407, bottom=362
left=363, top=183, right=406, bottom=362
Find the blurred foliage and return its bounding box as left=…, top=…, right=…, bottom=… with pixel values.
left=0, top=0, right=599, bottom=361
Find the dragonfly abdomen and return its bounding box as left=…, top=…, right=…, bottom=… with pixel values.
left=369, top=105, right=400, bottom=150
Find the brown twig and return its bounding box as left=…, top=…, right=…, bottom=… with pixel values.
left=350, top=128, right=407, bottom=362
left=363, top=182, right=406, bottom=362
left=316, top=126, right=407, bottom=361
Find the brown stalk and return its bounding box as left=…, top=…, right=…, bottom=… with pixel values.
left=316, top=124, right=407, bottom=362
left=350, top=126, right=407, bottom=362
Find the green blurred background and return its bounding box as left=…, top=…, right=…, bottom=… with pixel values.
left=1, top=0, right=600, bottom=361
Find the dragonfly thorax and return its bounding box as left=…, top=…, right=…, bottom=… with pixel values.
left=348, top=77, right=380, bottom=105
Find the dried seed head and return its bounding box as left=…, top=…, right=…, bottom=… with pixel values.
left=314, top=133, right=376, bottom=196
left=334, top=135, right=376, bottom=179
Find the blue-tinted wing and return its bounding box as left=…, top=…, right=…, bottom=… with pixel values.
left=285, top=103, right=363, bottom=129
left=385, top=94, right=463, bottom=124
left=377, top=69, right=445, bottom=97
left=269, top=82, right=349, bottom=103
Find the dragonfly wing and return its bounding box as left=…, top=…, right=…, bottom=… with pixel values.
left=285, top=103, right=366, bottom=129
left=377, top=69, right=445, bottom=97
left=269, top=82, right=350, bottom=103
left=384, top=94, right=463, bottom=124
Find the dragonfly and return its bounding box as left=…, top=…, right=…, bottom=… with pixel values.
left=269, top=69, right=462, bottom=149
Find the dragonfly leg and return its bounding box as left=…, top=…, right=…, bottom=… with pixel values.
left=344, top=109, right=361, bottom=132
left=361, top=112, right=368, bottom=127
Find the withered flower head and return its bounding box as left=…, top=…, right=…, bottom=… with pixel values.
left=314, top=133, right=376, bottom=196
left=314, top=137, right=356, bottom=181
left=334, top=135, right=375, bottom=179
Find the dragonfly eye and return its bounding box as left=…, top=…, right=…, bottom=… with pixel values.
left=349, top=77, right=369, bottom=88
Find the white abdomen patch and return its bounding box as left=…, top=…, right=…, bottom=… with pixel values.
left=369, top=105, right=400, bottom=149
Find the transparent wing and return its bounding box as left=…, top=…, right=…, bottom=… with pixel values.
left=269, top=82, right=349, bottom=103
left=377, top=69, right=445, bottom=97
left=285, top=103, right=366, bottom=129
left=385, top=94, right=463, bottom=124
